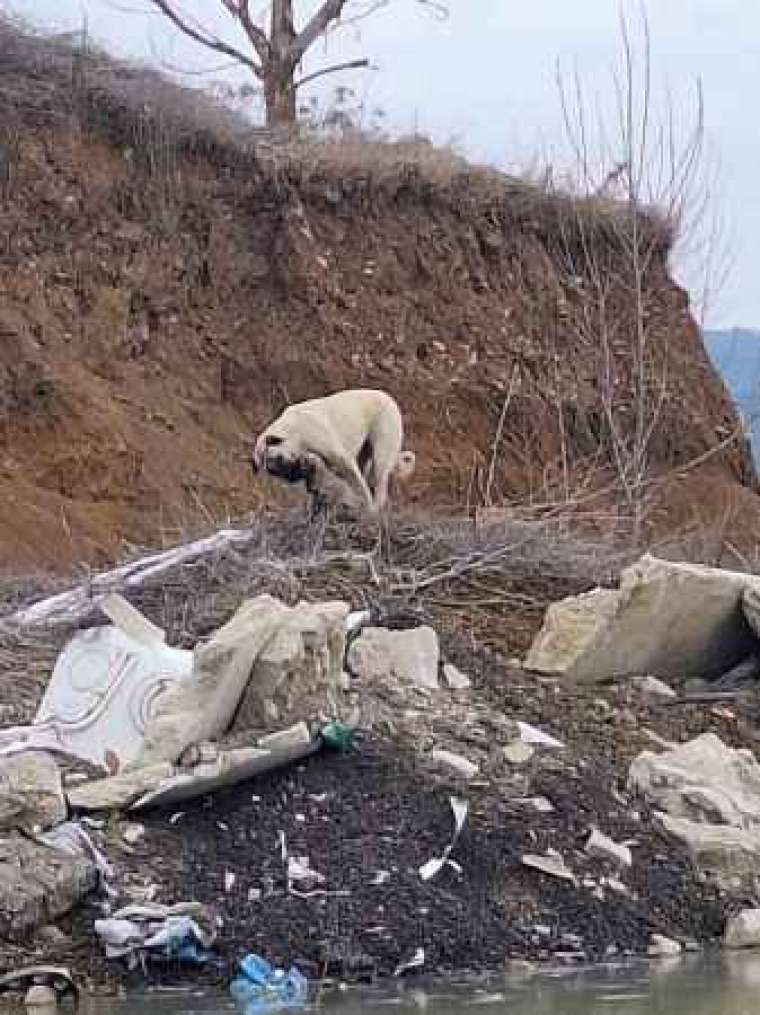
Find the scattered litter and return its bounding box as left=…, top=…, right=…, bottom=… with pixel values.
left=229, top=952, right=308, bottom=1011
left=321, top=721, right=358, bottom=753
left=168, top=812, right=185, bottom=825
left=631, top=675, right=676, bottom=700
left=0, top=966, right=78, bottom=1002
left=94, top=902, right=217, bottom=970
left=371, top=871, right=391, bottom=886
left=287, top=856, right=326, bottom=895
left=516, top=722, right=564, bottom=749
left=247, top=888, right=262, bottom=903
left=224, top=872, right=236, bottom=894
left=419, top=797, right=468, bottom=882
left=522, top=853, right=576, bottom=883
left=394, top=947, right=425, bottom=977
left=430, top=749, right=479, bottom=780
left=585, top=829, right=632, bottom=869
left=37, top=821, right=115, bottom=896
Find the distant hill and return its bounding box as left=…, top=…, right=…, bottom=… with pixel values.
left=704, top=328, right=760, bottom=460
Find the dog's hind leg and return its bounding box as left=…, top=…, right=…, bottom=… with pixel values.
left=366, top=405, right=405, bottom=512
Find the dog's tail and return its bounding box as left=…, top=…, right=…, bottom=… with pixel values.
left=394, top=450, right=416, bottom=481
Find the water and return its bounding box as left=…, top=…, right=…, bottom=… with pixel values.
left=63, top=954, right=760, bottom=1015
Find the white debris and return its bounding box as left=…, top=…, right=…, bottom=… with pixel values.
left=224, top=872, right=236, bottom=894
left=517, top=722, right=564, bottom=749
left=442, top=663, right=471, bottom=690
left=632, top=675, right=677, bottom=700
left=516, top=797, right=555, bottom=814
left=585, top=829, right=633, bottom=869
left=522, top=853, right=576, bottom=883
left=430, top=749, right=479, bottom=780
left=287, top=856, right=325, bottom=894
left=419, top=797, right=468, bottom=882
left=394, top=947, right=425, bottom=977
left=345, top=609, right=371, bottom=634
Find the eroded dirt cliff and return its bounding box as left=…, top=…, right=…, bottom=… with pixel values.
left=0, top=18, right=755, bottom=570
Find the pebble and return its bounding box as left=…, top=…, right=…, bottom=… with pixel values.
left=647, top=934, right=682, bottom=957
left=585, top=828, right=633, bottom=869
left=632, top=675, right=676, bottom=700
left=503, top=741, right=535, bottom=765
left=442, top=663, right=471, bottom=690
left=122, top=823, right=145, bottom=846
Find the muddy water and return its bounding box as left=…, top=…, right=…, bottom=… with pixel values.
left=69, top=954, right=760, bottom=1015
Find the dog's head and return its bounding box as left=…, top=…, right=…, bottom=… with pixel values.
left=251, top=432, right=314, bottom=485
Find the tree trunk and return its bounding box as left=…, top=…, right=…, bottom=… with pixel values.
left=264, top=72, right=297, bottom=127
left=266, top=0, right=298, bottom=126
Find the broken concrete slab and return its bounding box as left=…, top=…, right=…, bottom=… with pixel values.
left=631, top=675, right=677, bottom=700
left=0, top=833, right=97, bottom=939
left=629, top=733, right=760, bottom=827
left=131, top=734, right=320, bottom=812
left=137, top=595, right=348, bottom=767
left=34, top=614, right=193, bottom=772
left=524, top=554, right=760, bottom=682
left=347, top=626, right=440, bottom=690
left=0, top=752, right=65, bottom=833
left=67, top=764, right=175, bottom=812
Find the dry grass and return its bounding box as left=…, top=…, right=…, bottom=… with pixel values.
left=0, top=12, right=672, bottom=255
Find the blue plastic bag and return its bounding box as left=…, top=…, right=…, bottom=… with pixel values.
left=230, top=953, right=308, bottom=1013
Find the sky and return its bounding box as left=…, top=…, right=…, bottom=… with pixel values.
left=7, top=0, right=759, bottom=329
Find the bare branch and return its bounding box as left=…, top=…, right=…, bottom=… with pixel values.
left=295, top=57, right=370, bottom=89
left=289, top=0, right=351, bottom=64
left=146, top=0, right=262, bottom=74
left=230, top=0, right=271, bottom=62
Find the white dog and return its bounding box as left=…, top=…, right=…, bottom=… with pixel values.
left=252, top=388, right=415, bottom=513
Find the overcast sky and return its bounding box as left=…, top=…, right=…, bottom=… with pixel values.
left=7, top=0, right=759, bottom=329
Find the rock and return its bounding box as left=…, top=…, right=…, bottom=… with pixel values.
left=525, top=554, right=760, bottom=682
left=347, top=626, right=440, bottom=690
left=585, top=829, right=632, bottom=868
left=503, top=741, right=535, bottom=765
left=743, top=587, right=760, bottom=640
left=442, top=663, right=471, bottom=690
left=67, top=764, right=175, bottom=812
left=24, top=985, right=57, bottom=1006
left=629, top=733, right=760, bottom=827
left=138, top=595, right=349, bottom=766
left=37, top=925, right=68, bottom=946
left=655, top=812, right=760, bottom=882
left=631, top=675, right=676, bottom=700
left=0, top=833, right=96, bottom=939
left=0, top=753, right=66, bottom=833
left=724, top=909, right=760, bottom=949
left=648, top=934, right=682, bottom=957
left=430, top=749, right=479, bottom=779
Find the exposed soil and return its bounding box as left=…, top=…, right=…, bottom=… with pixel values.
left=0, top=17, right=756, bottom=572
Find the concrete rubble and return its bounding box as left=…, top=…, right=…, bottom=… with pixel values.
left=525, top=554, right=760, bottom=682
left=3, top=537, right=760, bottom=986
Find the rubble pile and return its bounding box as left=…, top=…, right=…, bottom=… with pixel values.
left=1, top=532, right=760, bottom=995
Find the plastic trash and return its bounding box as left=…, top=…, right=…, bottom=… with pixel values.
left=320, top=721, right=357, bottom=753
left=230, top=953, right=308, bottom=1013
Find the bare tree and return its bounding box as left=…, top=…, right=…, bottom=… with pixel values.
left=147, top=1, right=446, bottom=128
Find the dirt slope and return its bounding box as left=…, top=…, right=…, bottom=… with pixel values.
left=0, top=19, right=755, bottom=570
